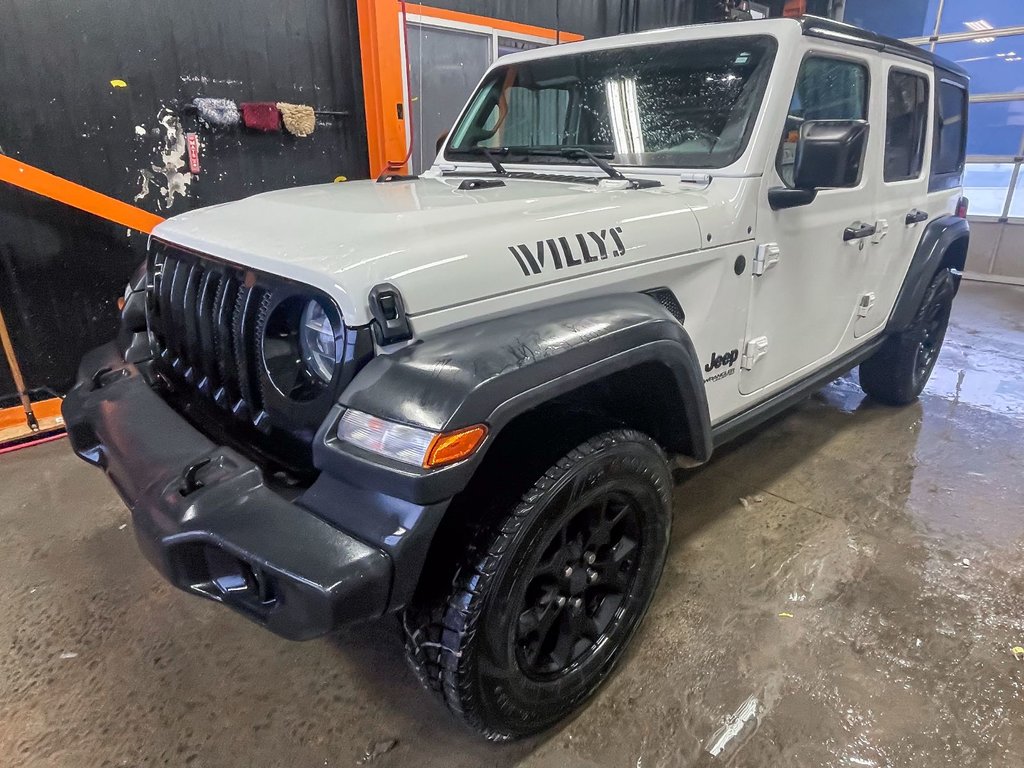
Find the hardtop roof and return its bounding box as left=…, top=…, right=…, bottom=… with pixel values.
left=495, top=15, right=967, bottom=82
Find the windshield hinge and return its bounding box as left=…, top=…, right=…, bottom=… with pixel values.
left=679, top=172, right=712, bottom=186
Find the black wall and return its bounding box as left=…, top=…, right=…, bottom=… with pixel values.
left=424, top=0, right=697, bottom=39
left=0, top=0, right=368, bottom=395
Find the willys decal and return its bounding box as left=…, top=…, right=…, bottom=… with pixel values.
left=509, top=226, right=625, bottom=277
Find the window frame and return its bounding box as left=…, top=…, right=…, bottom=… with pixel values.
left=928, top=76, right=969, bottom=192
left=774, top=52, right=872, bottom=190
left=883, top=66, right=930, bottom=183
left=443, top=34, right=780, bottom=171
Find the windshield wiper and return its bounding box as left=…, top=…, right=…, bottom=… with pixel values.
left=447, top=146, right=508, bottom=175
left=503, top=146, right=628, bottom=182
left=447, top=145, right=661, bottom=189
left=557, top=147, right=627, bottom=182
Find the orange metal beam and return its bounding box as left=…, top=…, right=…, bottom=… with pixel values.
left=404, top=4, right=583, bottom=42
left=356, top=1, right=583, bottom=178
left=357, top=0, right=412, bottom=177
left=0, top=154, right=164, bottom=234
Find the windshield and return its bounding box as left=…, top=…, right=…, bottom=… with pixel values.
left=446, top=35, right=777, bottom=170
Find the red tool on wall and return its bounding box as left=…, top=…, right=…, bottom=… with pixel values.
left=186, top=132, right=201, bottom=174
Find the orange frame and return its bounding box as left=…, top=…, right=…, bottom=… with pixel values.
left=356, top=1, right=583, bottom=177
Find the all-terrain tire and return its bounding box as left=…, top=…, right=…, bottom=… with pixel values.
left=859, top=268, right=957, bottom=405
left=403, top=429, right=672, bottom=741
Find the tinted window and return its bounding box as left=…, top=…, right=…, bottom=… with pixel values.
left=933, top=81, right=967, bottom=175
left=448, top=36, right=777, bottom=169
left=778, top=57, right=868, bottom=186
left=884, top=70, right=929, bottom=181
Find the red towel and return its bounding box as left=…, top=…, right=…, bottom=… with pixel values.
left=241, top=102, right=281, bottom=132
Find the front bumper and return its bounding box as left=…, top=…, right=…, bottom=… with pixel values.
left=62, top=343, right=391, bottom=640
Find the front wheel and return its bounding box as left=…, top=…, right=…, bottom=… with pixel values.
left=404, top=429, right=672, bottom=740
left=859, top=268, right=957, bottom=405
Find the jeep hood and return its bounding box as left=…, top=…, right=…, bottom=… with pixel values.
left=153, top=175, right=707, bottom=326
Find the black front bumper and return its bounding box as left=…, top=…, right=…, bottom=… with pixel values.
left=62, top=343, right=392, bottom=640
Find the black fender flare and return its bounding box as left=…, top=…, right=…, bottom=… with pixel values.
left=887, top=215, right=969, bottom=333
left=315, top=292, right=712, bottom=506
left=308, top=293, right=711, bottom=610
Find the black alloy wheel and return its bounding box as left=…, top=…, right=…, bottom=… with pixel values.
left=859, top=267, right=958, bottom=405
left=911, top=272, right=957, bottom=390
left=403, top=429, right=672, bottom=740
left=514, top=492, right=642, bottom=680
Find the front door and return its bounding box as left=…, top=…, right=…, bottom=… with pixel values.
left=741, top=54, right=878, bottom=396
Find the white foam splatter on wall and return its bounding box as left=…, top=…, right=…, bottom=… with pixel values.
left=179, top=74, right=242, bottom=86
left=134, top=107, right=192, bottom=209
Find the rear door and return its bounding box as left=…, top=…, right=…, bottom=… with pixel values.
left=742, top=53, right=877, bottom=396
left=854, top=62, right=932, bottom=338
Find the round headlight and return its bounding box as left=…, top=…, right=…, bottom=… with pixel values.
left=263, top=295, right=340, bottom=402
left=300, top=299, right=338, bottom=384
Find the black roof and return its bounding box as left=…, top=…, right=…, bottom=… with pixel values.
left=800, top=15, right=968, bottom=79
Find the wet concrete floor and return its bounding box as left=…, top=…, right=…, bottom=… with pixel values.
left=1, top=280, right=1022, bottom=767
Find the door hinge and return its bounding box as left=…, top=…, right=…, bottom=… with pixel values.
left=857, top=292, right=876, bottom=318
left=752, top=243, right=780, bottom=277
left=741, top=336, right=769, bottom=370
left=871, top=219, right=889, bottom=244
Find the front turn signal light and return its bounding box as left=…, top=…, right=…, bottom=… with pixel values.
left=337, top=409, right=486, bottom=469
left=424, top=425, right=488, bottom=469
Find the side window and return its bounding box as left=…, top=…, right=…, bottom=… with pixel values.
left=884, top=70, right=929, bottom=182
left=932, top=81, right=967, bottom=176
left=778, top=57, right=869, bottom=187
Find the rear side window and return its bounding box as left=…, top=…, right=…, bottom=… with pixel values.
left=932, top=81, right=967, bottom=175
left=778, top=57, right=869, bottom=187
left=884, top=70, right=929, bottom=181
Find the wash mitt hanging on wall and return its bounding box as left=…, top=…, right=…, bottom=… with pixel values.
left=277, top=103, right=316, bottom=138
left=240, top=102, right=281, bottom=132
left=192, top=97, right=240, bottom=127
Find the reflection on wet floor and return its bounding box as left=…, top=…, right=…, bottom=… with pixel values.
left=0, top=282, right=1021, bottom=768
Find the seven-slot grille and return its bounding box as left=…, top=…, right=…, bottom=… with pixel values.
left=148, top=241, right=270, bottom=426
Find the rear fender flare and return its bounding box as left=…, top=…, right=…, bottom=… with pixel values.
left=888, top=215, right=969, bottom=332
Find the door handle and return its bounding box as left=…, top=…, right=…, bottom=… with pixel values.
left=905, top=208, right=928, bottom=225
left=843, top=222, right=876, bottom=241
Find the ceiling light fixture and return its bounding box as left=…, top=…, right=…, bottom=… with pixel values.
left=964, top=19, right=994, bottom=31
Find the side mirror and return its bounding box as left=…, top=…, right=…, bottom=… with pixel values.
left=769, top=119, right=869, bottom=210
left=436, top=130, right=450, bottom=155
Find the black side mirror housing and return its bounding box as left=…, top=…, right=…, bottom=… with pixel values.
left=769, top=119, right=869, bottom=210
left=768, top=187, right=817, bottom=210
left=793, top=119, right=869, bottom=189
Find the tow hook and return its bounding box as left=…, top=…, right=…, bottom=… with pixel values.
left=180, top=458, right=212, bottom=497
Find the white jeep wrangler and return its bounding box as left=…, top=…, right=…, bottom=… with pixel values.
left=65, top=16, right=970, bottom=740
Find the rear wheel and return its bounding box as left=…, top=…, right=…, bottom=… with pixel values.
left=859, top=268, right=957, bottom=405
left=404, top=428, right=672, bottom=740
